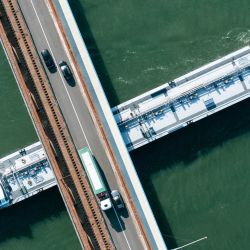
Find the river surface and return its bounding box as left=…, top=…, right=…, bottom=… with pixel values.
left=0, top=46, right=81, bottom=250
left=1, top=0, right=250, bottom=249
left=70, top=0, right=250, bottom=249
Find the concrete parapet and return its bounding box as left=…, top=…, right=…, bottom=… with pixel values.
left=51, top=0, right=167, bottom=249
left=0, top=1, right=114, bottom=248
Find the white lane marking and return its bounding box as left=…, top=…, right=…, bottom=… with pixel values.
left=112, top=207, right=132, bottom=250
left=30, top=0, right=92, bottom=151
left=30, top=0, right=132, bottom=248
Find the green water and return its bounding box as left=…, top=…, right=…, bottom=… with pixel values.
left=0, top=47, right=37, bottom=157
left=0, top=187, right=80, bottom=250
left=70, top=0, right=250, bottom=106
left=2, top=0, right=250, bottom=249
left=70, top=0, right=250, bottom=249
left=0, top=46, right=81, bottom=250
left=132, top=101, right=250, bottom=249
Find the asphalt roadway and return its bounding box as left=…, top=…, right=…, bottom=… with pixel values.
left=17, top=0, right=144, bottom=249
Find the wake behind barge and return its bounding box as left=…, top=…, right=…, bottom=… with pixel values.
left=0, top=142, right=56, bottom=208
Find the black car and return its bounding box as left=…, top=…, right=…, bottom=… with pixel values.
left=41, top=49, right=56, bottom=71
left=59, top=61, right=73, bottom=81
left=111, top=190, right=125, bottom=209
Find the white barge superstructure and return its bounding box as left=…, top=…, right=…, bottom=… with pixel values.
left=113, top=46, right=250, bottom=151
left=0, top=141, right=56, bottom=208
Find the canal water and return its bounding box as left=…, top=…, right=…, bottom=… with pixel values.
left=0, top=46, right=81, bottom=250
left=70, top=0, right=250, bottom=249
left=1, top=0, right=250, bottom=249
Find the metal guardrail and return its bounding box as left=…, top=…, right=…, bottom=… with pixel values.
left=117, top=64, right=250, bottom=127
left=0, top=1, right=114, bottom=249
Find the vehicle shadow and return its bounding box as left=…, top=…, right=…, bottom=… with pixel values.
left=66, top=77, right=76, bottom=87
left=119, top=205, right=129, bottom=218
left=131, top=97, right=250, bottom=249
left=68, top=0, right=119, bottom=106
left=94, top=157, right=127, bottom=232
left=104, top=208, right=126, bottom=233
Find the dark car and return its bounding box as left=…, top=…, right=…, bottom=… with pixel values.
left=111, top=190, right=125, bottom=209
left=41, top=49, right=56, bottom=71
left=59, top=61, right=73, bottom=81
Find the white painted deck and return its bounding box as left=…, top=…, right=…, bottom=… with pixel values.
left=113, top=46, right=250, bottom=151
left=0, top=142, right=56, bottom=207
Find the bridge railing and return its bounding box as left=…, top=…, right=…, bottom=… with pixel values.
left=116, top=64, right=250, bottom=127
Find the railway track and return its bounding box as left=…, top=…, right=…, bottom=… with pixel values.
left=0, top=0, right=114, bottom=249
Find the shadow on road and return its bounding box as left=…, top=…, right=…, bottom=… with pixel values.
left=66, top=76, right=76, bottom=87
left=48, top=66, right=57, bottom=74
left=94, top=156, right=129, bottom=232
left=119, top=205, right=129, bottom=218
left=104, top=208, right=126, bottom=233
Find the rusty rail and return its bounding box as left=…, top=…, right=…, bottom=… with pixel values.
left=0, top=1, right=114, bottom=249
left=47, top=1, right=151, bottom=249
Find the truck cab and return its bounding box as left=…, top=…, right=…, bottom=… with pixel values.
left=97, top=191, right=112, bottom=211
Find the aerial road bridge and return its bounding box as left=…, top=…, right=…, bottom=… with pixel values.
left=0, top=0, right=166, bottom=249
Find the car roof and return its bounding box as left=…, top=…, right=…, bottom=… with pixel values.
left=41, top=49, right=49, bottom=56
left=63, top=66, right=70, bottom=74
left=111, top=190, right=119, bottom=196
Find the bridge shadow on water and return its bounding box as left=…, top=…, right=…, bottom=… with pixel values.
left=68, top=0, right=119, bottom=107
left=0, top=187, right=66, bottom=244
left=62, top=2, right=250, bottom=247
left=131, top=98, right=250, bottom=249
